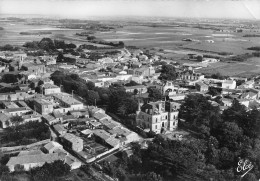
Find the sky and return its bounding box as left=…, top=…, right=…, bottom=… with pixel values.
left=0, top=0, right=260, bottom=20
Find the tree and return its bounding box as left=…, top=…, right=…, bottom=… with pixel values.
left=117, top=98, right=138, bottom=116
left=86, top=90, right=100, bottom=105
left=38, top=38, right=55, bottom=51
left=1, top=74, right=19, bottom=83
left=133, top=89, right=138, bottom=95
left=125, top=81, right=139, bottom=87
left=33, top=168, right=52, bottom=181
left=10, top=116, right=24, bottom=128
left=242, top=108, right=260, bottom=138
left=215, top=122, right=243, bottom=151
left=222, top=99, right=247, bottom=126
left=197, top=55, right=203, bottom=62
left=159, top=64, right=177, bottom=81
left=0, top=165, right=9, bottom=175
left=14, top=164, right=25, bottom=172
left=179, top=94, right=221, bottom=129
left=140, top=172, right=163, bottom=181
left=148, top=87, right=163, bottom=101
left=218, top=147, right=234, bottom=169
left=29, top=82, right=36, bottom=89
left=66, top=43, right=76, bottom=49
left=86, top=81, right=95, bottom=90
left=242, top=173, right=258, bottom=181
left=211, top=72, right=225, bottom=80
left=38, top=80, right=44, bottom=87
left=56, top=52, right=64, bottom=62
left=46, top=160, right=70, bottom=177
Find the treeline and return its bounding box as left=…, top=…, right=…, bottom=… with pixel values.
left=79, top=44, right=122, bottom=50
left=89, top=39, right=124, bottom=48
left=75, top=31, right=96, bottom=36
left=23, top=38, right=76, bottom=52
left=0, top=44, right=19, bottom=51
left=20, top=31, right=52, bottom=35
left=243, top=34, right=260, bottom=37
left=248, top=46, right=260, bottom=51
left=50, top=71, right=138, bottom=116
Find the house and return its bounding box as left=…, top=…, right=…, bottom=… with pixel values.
left=161, top=81, right=176, bottom=94
left=0, top=91, right=31, bottom=101
left=124, top=85, right=147, bottom=94
left=195, top=82, right=209, bottom=92
left=179, top=71, right=205, bottom=81
left=53, top=124, right=67, bottom=136
left=99, top=119, right=120, bottom=130
left=88, top=106, right=105, bottom=117
left=108, top=127, right=139, bottom=144
left=69, top=109, right=89, bottom=118
left=0, top=112, right=10, bottom=128
left=222, top=98, right=233, bottom=107
left=93, top=129, right=111, bottom=142
left=136, top=100, right=179, bottom=134
left=44, top=141, right=63, bottom=153
left=40, top=56, right=57, bottom=65
left=240, top=92, right=258, bottom=100
left=21, top=63, right=46, bottom=75
left=41, top=83, right=61, bottom=95
left=6, top=153, right=62, bottom=172
left=60, top=133, right=84, bottom=152
left=128, top=67, right=155, bottom=77
left=22, top=113, right=41, bottom=123
left=88, top=80, right=104, bottom=88
left=94, top=112, right=111, bottom=121
left=3, top=107, right=32, bottom=117
left=52, top=93, right=84, bottom=111
left=34, top=98, right=54, bottom=115
left=131, top=62, right=142, bottom=68
left=222, top=80, right=236, bottom=89
left=238, top=99, right=250, bottom=108
left=42, top=114, right=58, bottom=125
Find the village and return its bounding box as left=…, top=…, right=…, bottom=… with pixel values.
left=0, top=39, right=260, bottom=181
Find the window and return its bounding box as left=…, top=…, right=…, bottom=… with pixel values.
left=155, top=118, right=157, bottom=123
left=165, top=115, right=168, bottom=119
left=155, top=125, right=157, bottom=129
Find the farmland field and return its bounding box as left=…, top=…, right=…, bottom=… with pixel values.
left=1, top=21, right=260, bottom=56
left=197, top=58, right=260, bottom=78
left=1, top=19, right=260, bottom=78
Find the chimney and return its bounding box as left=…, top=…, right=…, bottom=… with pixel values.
left=158, top=102, right=162, bottom=113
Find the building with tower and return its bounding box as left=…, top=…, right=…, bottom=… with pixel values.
left=136, top=100, right=179, bottom=134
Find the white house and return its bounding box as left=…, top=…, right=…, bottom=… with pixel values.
left=222, top=80, right=236, bottom=89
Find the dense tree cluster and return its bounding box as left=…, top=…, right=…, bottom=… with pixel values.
left=178, top=94, right=260, bottom=180
left=0, top=44, right=19, bottom=51
left=23, top=38, right=77, bottom=52
left=158, top=64, right=177, bottom=81
left=147, top=87, right=163, bottom=101
left=1, top=121, right=50, bottom=147
left=30, top=160, right=70, bottom=181
left=124, top=80, right=140, bottom=87
left=1, top=73, right=21, bottom=83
